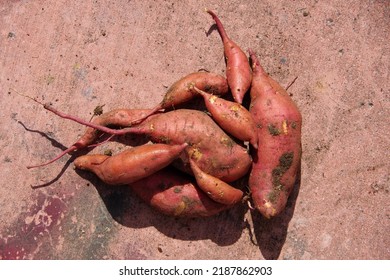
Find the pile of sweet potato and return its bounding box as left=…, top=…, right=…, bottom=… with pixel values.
left=27, top=10, right=302, bottom=219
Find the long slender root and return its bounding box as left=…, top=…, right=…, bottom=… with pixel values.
left=15, top=90, right=135, bottom=135
left=14, top=90, right=141, bottom=168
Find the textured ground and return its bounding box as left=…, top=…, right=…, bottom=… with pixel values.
left=0, top=0, right=389, bottom=259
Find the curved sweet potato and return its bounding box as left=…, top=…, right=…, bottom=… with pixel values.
left=132, top=72, right=229, bottom=124
left=130, top=168, right=231, bottom=217
left=74, top=143, right=187, bottom=185
left=206, top=9, right=251, bottom=104
left=189, top=158, right=243, bottom=205
left=248, top=50, right=302, bottom=218
left=191, top=85, right=258, bottom=149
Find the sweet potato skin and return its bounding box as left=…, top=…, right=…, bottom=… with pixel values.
left=74, top=143, right=187, bottom=185
left=248, top=50, right=302, bottom=218
left=130, top=168, right=231, bottom=217
left=129, top=109, right=252, bottom=182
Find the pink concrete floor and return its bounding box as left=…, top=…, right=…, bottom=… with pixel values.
left=0, top=0, right=389, bottom=259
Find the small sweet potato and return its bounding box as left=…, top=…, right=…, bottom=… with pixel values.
left=130, top=168, right=231, bottom=217
left=248, top=50, right=302, bottom=218
left=132, top=72, right=229, bottom=124
left=191, top=85, right=258, bottom=149
left=189, top=158, right=243, bottom=205
left=74, top=143, right=187, bottom=185
left=206, top=9, right=252, bottom=104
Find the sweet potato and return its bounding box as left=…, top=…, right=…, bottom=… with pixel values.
left=191, top=85, right=258, bottom=149
left=124, top=109, right=252, bottom=182
left=74, top=143, right=187, bottom=185
left=130, top=168, right=231, bottom=217
left=189, top=158, right=243, bottom=205
left=206, top=9, right=252, bottom=104
left=248, top=50, right=302, bottom=218
left=131, top=72, right=229, bottom=124
left=26, top=100, right=251, bottom=181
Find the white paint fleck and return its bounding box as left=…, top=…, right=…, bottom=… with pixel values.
left=24, top=198, right=53, bottom=227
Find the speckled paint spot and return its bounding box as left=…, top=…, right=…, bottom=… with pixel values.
left=0, top=192, right=67, bottom=259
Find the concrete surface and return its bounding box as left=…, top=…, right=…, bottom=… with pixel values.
left=1, top=0, right=389, bottom=260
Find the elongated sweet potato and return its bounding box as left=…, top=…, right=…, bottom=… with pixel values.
left=74, top=143, right=187, bottom=185
left=206, top=9, right=251, bottom=104
left=248, top=50, right=302, bottom=218
left=26, top=102, right=251, bottom=181
left=130, top=168, right=231, bottom=217
left=125, top=109, right=252, bottom=182
left=189, top=158, right=243, bottom=205
left=191, top=85, right=258, bottom=149
left=131, top=72, right=229, bottom=124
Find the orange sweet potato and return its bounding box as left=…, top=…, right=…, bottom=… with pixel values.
left=191, top=85, right=258, bottom=149
left=74, top=143, right=187, bottom=185
left=131, top=72, right=229, bottom=124
left=189, top=158, right=243, bottom=205
left=248, top=50, right=302, bottom=218
left=130, top=168, right=231, bottom=217
left=206, top=9, right=252, bottom=104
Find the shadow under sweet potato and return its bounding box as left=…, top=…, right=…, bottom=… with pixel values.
left=74, top=159, right=301, bottom=257
left=76, top=168, right=247, bottom=246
